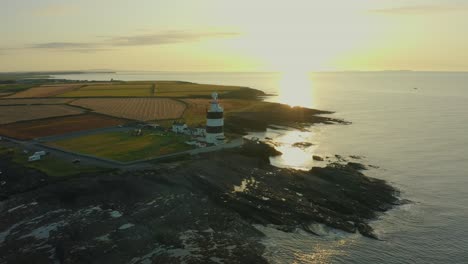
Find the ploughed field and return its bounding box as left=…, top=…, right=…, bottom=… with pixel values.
left=0, top=105, right=84, bottom=125
left=0, top=114, right=128, bottom=140
left=70, top=98, right=186, bottom=121
left=49, top=130, right=194, bottom=162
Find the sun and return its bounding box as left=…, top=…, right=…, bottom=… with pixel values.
left=276, top=71, right=315, bottom=108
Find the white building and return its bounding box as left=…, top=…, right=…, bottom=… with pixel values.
left=28, top=154, right=41, bottom=162
left=172, top=121, right=188, bottom=133
left=191, top=127, right=206, bottom=137
left=205, top=92, right=225, bottom=144
left=34, top=151, right=46, bottom=157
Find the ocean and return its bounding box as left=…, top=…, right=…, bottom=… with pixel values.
left=52, top=71, right=468, bottom=263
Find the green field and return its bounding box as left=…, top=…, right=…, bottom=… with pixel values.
left=50, top=130, right=194, bottom=162
left=60, top=88, right=152, bottom=97
left=56, top=81, right=246, bottom=98
left=0, top=84, right=36, bottom=93
left=0, top=146, right=107, bottom=177
left=79, top=84, right=152, bottom=90
left=154, top=82, right=242, bottom=97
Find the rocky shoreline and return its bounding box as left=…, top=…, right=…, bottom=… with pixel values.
left=0, top=141, right=399, bottom=263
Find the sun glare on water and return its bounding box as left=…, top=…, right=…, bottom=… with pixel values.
left=276, top=72, right=315, bottom=108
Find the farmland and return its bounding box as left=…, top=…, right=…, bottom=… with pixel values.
left=79, top=84, right=152, bottom=90
left=60, top=83, right=153, bottom=97
left=0, top=105, right=84, bottom=125
left=153, top=81, right=245, bottom=97
left=0, top=113, right=128, bottom=140
left=70, top=98, right=186, bottom=121
left=0, top=84, right=36, bottom=93
left=50, top=130, right=194, bottom=162
left=56, top=81, right=252, bottom=98
left=60, top=88, right=152, bottom=97
left=0, top=98, right=72, bottom=105
left=7, top=84, right=82, bottom=98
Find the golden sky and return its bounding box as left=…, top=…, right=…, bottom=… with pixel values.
left=1, top=0, right=468, bottom=72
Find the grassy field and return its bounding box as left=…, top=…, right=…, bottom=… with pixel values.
left=0, top=146, right=107, bottom=177
left=0, top=113, right=128, bottom=140
left=60, top=88, right=152, bottom=97
left=50, top=130, right=194, bottom=162
left=0, top=84, right=36, bottom=93
left=79, top=84, right=152, bottom=90
left=0, top=105, right=84, bottom=125
left=56, top=81, right=248, bottom=98
left=7, top=84, right=82, bottom=98
left=154, top=82, right=243, bottom=97
left=0, top=98, right=72, bottom=105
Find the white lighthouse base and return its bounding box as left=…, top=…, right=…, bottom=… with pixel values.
left=205, top=133, right=225, bottom=145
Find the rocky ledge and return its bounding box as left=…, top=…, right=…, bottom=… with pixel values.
left=0, top=141, right=399, bottom=264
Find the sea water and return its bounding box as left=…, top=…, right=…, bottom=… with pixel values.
left=53, top=71, right=468, bottom=263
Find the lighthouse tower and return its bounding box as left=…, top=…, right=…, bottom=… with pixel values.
left=206, top=92, right=225, bottom=144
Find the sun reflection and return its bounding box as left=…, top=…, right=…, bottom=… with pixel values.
left=267, top=129, right=320, bottom=170
left=277, top=72, right=315, bottom=108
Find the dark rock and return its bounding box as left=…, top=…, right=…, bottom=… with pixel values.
left=240, top=139, right=282, bottom=163
left=292, top=142, right=314, bottom=149
left=0, top=148, right=398, bottom=262
left=334, top=154, right=345, bottom=161
left=312, top=155, right=324, bottom=161
left=347, top=162, right=367, bottom=170
left=357, top=223, right=378, bottom=239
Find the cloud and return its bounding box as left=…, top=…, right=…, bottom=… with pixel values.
left=32, top=3, right=80, bottom=17
left=18, top=30, right=240, bottom=53
left=29, top=42, right=98, bottom=50
left=370, top=4, right=468, bottom=15
left=26, top=42, right=107, bottom=53
left=109, top=31, right=240, bottom=46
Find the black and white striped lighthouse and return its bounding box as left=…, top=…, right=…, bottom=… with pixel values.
left=206, top=92, right=225, bottom=144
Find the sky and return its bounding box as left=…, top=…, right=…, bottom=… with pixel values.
left=1, top=0, right=468, bottom=72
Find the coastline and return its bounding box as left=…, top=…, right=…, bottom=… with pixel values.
left=0, top=77, right=399, bottom=263
left=0, top=139, right=399, bottom=263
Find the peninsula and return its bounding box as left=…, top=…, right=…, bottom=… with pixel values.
left=0, top=76, right=399, bottom=263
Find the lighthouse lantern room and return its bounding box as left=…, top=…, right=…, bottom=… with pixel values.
left=205, top=92, right=225, bottom=144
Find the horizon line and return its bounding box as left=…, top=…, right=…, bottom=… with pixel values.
left=3, top=69, right=468, bottom=75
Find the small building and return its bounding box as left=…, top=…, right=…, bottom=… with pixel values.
left=34, top=151, right=46, bottom=157
left=132, top=129, right=143, bottom=136
left=172, top=121, right=188, bottom=133
left=28, top=154, right=41, bottom=162
left=185, top=140, right=207, bottom=148
left=194, top=127, right=206, bottom=137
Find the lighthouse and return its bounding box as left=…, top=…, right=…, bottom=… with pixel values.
left=206, top=92, right=225, bottom=144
